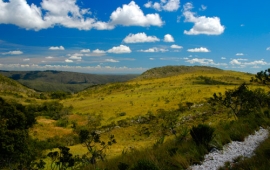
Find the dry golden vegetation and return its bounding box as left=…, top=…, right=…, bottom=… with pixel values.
left=2, top=66, right=269, bottom=169
left=63, top=69, right=253, bottom=123
left=27, top=67, right=264, bottom=158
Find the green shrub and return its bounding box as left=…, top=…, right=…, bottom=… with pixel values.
left=118, top=112, right=127, bottom=117
left=55, top=117, right=69, bottom=127
left=264, top=110, right=270, bottom=118
left=190, top=124, right=215, bottom=147
left=175, top=127, right=189, bottom=144
left=228, top=128, right=245, bottom=141
left=131, top=159, right=159, bottom=170
left=118, top=162, right=129, bottom=170
left=50, top=91, right=71, bottom=100
left=117, top=119, right=130, bottom=127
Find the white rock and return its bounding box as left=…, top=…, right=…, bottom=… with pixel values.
left=189, top=127, right=269, bottom=170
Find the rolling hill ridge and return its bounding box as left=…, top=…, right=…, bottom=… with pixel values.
left=0, top=70, right=138, bottom=93
left=138, top=65, right=222, bottom=79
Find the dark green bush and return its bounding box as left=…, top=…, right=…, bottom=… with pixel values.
left=190, top=124, right=215, bottom=147
left=118, top=162, right=129, bottom=170
left=117, top=119, right=130, bottom=127
left=56, top=117, right=69, bottom=127
left=118, top=112, right=127, bottom=117
left=131, top=159, right=159, bottom=170
left=50, top=91, right=71, bottom=100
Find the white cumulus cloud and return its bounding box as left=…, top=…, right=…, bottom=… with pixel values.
left=185, top=58, right=227, bottom=66
left=230, top=59, right=242, bottom=65
left=110, top=1, right=163, bottom=27
left=0, top=0, right=162, bottom=31
left=266, top=47, right=270, bottom=51
left=0, top=0, right=49, bottom=30
left=236, top=53, right=244, bottom=56
left=65, top=59, right=73, bottom=63
left=139, top=47, right=168, bottom=52
left=107, top=45, right=132, bottom=54
left=187, top=47, right=210, bottom=52
left=2, top=50, right=23, bottom=55
left=171, top=44, right=183, bottom=49
left=69, top=55, right=82, bottom=60
left=105, top=59, right=119, bottom=63
left=93, top=49, right=106, bottom=54
left=144, top=0, right=180, bottom=12
left=0, top=0, right=102, bottom=30
left=123, top=32, right=160, bottom=43
left=83, top=49, right=106, bottom=57
left=183, top=3, right=225, bottom=35
left=80, top=49, right=90, bottom=53
left=230, top=59, right=267, bottom=67
left=49, top=46, right=65, bottom=50
left=164, top=34, right=175, bottom=42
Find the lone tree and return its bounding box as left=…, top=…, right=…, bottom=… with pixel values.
left=47, top=146, right=75, bottom=170
left=79, top=129, right=116, bottom=165
left=209, top=83, right=260, bottom=118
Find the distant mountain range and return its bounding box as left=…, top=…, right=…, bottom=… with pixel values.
left=0, top=66, right=235, bottom=93
left=0, top=70, right=138, bottom=93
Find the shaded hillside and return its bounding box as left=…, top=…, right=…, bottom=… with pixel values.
left=0, top=70, right=138, bottom=93
left=138, top=65, right=222, bottom=79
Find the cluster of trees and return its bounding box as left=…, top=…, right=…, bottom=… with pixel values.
left=0, top=98, right=75, bottom=169
left=38, top=91, right=72, bottom=100
left=0, top=97, right=117, bottom=169
left=0, top=97, right=37, bottom=169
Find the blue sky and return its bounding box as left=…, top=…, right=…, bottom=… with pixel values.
left=0, top=0, right=270, bottom=74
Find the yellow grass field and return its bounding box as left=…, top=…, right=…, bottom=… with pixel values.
left=62, top=70, right=255, bottom=123
left=27, top=68, right=267, bottom=161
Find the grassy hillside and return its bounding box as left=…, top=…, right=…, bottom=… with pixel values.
left=138, top=65, right=222, bottom=79
left=0, top=73, right=36, bottom=100
left=0, top=70, right=138, bottom=93
left=64, top=68, right=253, bottom=122
left=1, top=66, right=269, bottom=169
left=40, top=67, right=261, bottom=164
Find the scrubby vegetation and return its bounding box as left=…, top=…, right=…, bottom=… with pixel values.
left=0, top=66, right=270, bottom=169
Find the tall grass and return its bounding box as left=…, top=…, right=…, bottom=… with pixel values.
left=78, top=110, right=269, bottom=170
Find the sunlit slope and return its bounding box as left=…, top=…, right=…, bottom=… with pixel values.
left=138, top=65, right=222, bottom=79
left=63, top=67, right=254, bottom=124
left=28, top=66, right=260, bottom=160
left=0, top=73, right=36, bottom=99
